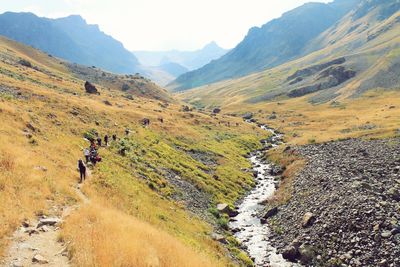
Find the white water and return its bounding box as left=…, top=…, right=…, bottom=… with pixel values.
left=229, top=124, right=297, bottom=266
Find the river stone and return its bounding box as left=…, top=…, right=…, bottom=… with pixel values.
left=216, top=203, right=237, bottom=217
left=242, top=112, right=253, bottom=120
left=299, top=244, right=314, bottom=265
left=32, top=254, right=49, bottom=264
left=302, top=212, right=316, bottom=228
left=216, top=203, right=229, bottom=212
left=211, top=233, right=227, bottom=244
left=387, top=187, right=400, bottom=201
left=263, top=207, right=279, bottom=219
left=381, top=231, right=392, bottom=238
left=282, top=245, right=300, bottom=262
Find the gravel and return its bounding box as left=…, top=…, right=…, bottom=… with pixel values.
left=268, top=138, right=400, bottom=266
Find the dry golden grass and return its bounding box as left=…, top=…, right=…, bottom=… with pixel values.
left=254, top=90, right=400, bottom=145
left=63, top=202, right=222, bottom=267
left=266, top=147, right=305, bottom=205
left=0, top=36, right=267, bottom=265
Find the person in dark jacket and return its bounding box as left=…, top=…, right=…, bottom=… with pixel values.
left=112, top=134, right=117, bottom=141
left=78, top=159, right=87, bottom=183
left=104, top=134, right=109, bottom=146
left=97, top=136, right=102, bottom=147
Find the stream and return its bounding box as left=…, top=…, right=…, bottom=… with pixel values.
left=229, top=124, right=297, bottom=267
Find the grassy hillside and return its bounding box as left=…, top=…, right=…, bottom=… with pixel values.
left=178, top=8, right=400, bottom=145
left=0, top=36, right=269, bottom=266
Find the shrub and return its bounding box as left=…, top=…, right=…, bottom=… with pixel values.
left=217, top=216, right=229, bottom=230
left=83, top=129, right=98, bottom=141
left=121, top=84, right=130, bottom=91
left=308, top=138, right=316, bottom=144
left=208, top=207, right=220, bottom=218
left=18, top=59, right=32, bottom=68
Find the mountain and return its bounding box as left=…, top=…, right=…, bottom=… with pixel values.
left=137, top=62, right=189, bottom=87
left=0, top=12, right=140, bottom=74
left=134, top=41, right=228, bottom=71
left=180, top=0, right=400, bottom=108
left=158, top=62, right=189, bottom=77
left=0, top=35, right=267, bottom=266
left=169, top=0, right=361, bottom=92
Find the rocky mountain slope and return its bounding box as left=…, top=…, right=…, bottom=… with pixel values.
left=0, top=12, right=140, bottom=74
left=179, top=0, right=400, bottom=109
left=267, top=138, right=400, bottom=266
left=169, top=0, right=360, bottom=91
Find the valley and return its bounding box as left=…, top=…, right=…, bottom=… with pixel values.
left=0, top=0, right=399, bottom=266
left=0, top=36, right=267, bottom=266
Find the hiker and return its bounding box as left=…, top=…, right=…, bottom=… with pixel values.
left=90, top=149, right=98, bottom=166
left=112, top=134, right=117, bottom=141
left=90, top=140, right=97, bottom=150
left=97, top=136, right=102, bottom=147
left=78, top=159, right=87, bottom=183
left=142, top=118, right=150, bottom=127
left=104, top=134, right=109, bottom=146
left=125, top=128, right=130, bottom=136
left=84, top=148, right=90, bottom=163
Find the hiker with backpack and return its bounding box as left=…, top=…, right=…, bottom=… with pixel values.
left=97, top=136, right=102, bottom=147
left=78, top=159, right=87, bottom=183
left=84, top=148, right=90, bottom=163
left=104, top=134, right=109, bottom=146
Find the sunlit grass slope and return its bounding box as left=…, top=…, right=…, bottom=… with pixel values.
left=0, top=36, right=269, bottom=266
left=178, top=10, right=400, bottom=145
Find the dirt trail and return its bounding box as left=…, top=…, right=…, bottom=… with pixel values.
left=1, top=172, right=91, bottom=267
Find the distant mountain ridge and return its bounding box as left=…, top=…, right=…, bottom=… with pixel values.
left=134, top=41, right=228, bottom=85
left=169, top=0, right=361, bottom=92
left=0, top=12, right=140, bottom=74
left=134, top=41, right=228, bottom=71
left=179, top=0, right=400, bottom=107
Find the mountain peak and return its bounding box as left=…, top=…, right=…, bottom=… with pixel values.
left=56, top=14, right=87, bottom=25
left=203, top=41, right=219, bottom=49
left=202, top=41, right=225, bottom=52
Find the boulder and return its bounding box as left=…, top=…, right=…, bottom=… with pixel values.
left=229, top=210, right=239, bottom=217
left=84, top=81, right=99, bottom=94
left=381, top=231, right=392, bottom=238
left=32, top=254, right=49, bottom=264
left=211, top=233, right=227, bottom=244
left=216, top=203, right=230, bottom=213
left=216, top=203, right=238, bottom=217
left=212, top=108, right=221, bottom=114
left=37, top=218, right=61, bottom=228
left=263, top=207, right=279, bottom=219
left=302, top=212, right=316, bottom=228
left=21, top=219, right=30, bottom=228
left=121, top=83, right=130, bottom=91
left=282, top=245, right=300, bottom=262
left=387, top=187, right=400, bottom=201
left=181, top=105, right=191, bottom=112
left=270, top=165, right=284, bottom=176
left=268, top=114, right=277, bottom=120
left=242, top=112, right=253, bottom=120
left=103, top=100, right=112, bottom=106
left=298, top=244, right=314, bottom=265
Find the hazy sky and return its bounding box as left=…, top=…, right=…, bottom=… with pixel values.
left=0, top=0, right=331, bottom=51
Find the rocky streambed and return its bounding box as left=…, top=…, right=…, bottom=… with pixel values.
left=229, top=124, right=298, bottom=266
left=268, top=138, right=400, bottom=266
